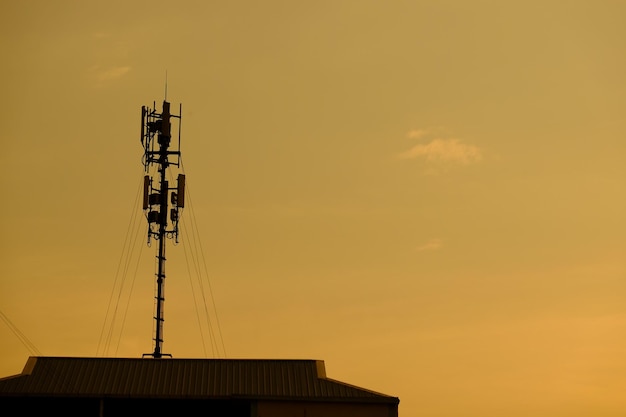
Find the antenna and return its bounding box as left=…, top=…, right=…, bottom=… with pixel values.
left=164, top=70, right=168, bottom=101
left=139, top=94, right=183, bottom=359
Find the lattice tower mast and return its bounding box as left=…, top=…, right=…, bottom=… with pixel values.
left=140, top=99, right=185, bottom=359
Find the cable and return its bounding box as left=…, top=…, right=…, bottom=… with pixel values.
left=177, top=157, right=227, bottom=357
left=0, top=309, right=42, bottom=356
left=181, top=229, right=209, bottom=357
left=97, top=173, right=144, bottom=356
left=113, top=215, right=146, bottom=356
left=182, top=176, right=227, bottom=357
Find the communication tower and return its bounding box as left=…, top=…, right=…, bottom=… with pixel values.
left=139, top=99, right=185, bottom=358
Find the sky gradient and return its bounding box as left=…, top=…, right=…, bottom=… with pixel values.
left=1, top=1, right=625, bottom=416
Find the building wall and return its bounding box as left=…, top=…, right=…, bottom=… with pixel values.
left=257, top=400, right=398, bottom=417
left=1, top=397, right=253, bottom=417
left=3, top=397, right=398, bottom=417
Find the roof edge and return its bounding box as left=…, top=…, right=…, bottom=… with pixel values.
left=22, top=357, right=37, bottom=375
left=315, top=360, right=326, bottom=378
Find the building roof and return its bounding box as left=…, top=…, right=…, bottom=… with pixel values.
left=0, top=357, right=398, bottom=404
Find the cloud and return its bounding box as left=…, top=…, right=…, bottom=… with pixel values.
left=91, top=66, right=131, bottom=82
left=415, top=238, right=443, bottom=252
left=405, top=126, right=447, bottom=140
left=406, top=129, right=428, bottom=140
left=398, top=127, right=483, bottom=168
left=98, top=66, right=131, bottom=81
left=399, top=137, right=482, bottom=164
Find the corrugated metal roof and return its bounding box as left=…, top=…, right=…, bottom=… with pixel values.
left=0, top=357, right=398, bottom=404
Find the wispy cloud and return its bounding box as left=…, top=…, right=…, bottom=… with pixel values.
left=89, top=65, right=131, bottom=84
left=95, top=66, right=131, bottom=82
left=398, top=127, right=483, bottom=169
left=415, top=238, right=443, bottom=252
left=406, top=129, right=429, bottom=140
left=399, top=138, right=482, bottom=164
left=405, top=126, right=447, bottom=140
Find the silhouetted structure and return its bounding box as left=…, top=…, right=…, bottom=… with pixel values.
left=0, top=356, right=399, bottom=416
left=140, top=99, right=184, bottom=358
left=0, top=96, right=400, bottom=415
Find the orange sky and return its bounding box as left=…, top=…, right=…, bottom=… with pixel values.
left=1, top=1, right=625, bottom=416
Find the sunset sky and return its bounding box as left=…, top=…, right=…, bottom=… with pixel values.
left=1, top=1, right=625, bottom=416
